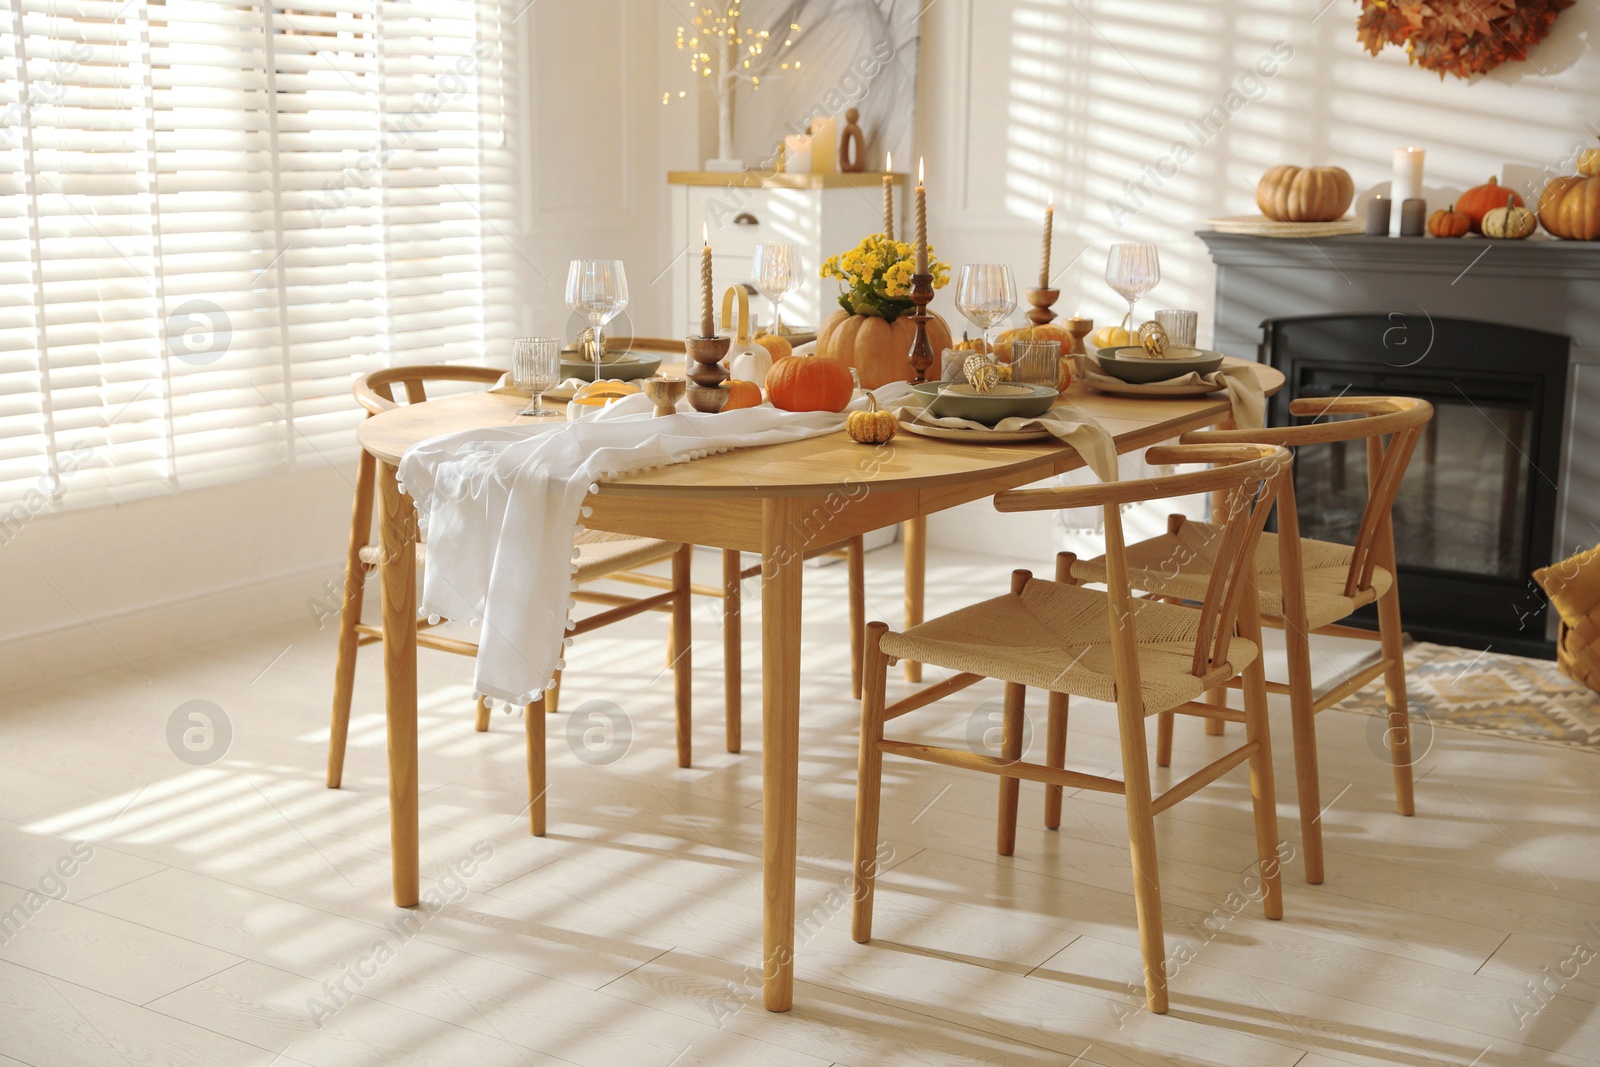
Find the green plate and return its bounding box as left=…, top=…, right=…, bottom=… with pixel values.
left=560, top=352, right=663, bottom=382
left=1094, top=347, right=1224, bottom=384
left=909, top=381, right=1058, bottom=426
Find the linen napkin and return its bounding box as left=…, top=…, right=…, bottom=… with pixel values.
left=398, top=384, right=913, bottom=707
left=1079, top=356, right=1266, bottom=430
left=891, top=395, right=1117, bottom=483
left=490, top=373, right=588, bottom=402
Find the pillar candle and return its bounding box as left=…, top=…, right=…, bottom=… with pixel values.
left=699, top=223, right=714, bottom=338
left=783, top=134, right=811, bottom=175
left=1390, top=147, right=1425, bottom=237
left=1040, top=194, right=1054, bottom=287
left=914, top=157, right=928, bottom=275
left=811, top=117, right=838, bottom=174
left=882, top=152, right=895, bottom=240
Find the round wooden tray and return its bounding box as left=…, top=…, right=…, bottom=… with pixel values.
left=1202, top=215, right=1365, bottom=238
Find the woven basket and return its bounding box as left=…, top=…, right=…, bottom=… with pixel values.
left=1535, top=544, right=1600, bottom=694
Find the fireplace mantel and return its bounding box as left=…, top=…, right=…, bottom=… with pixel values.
left=1200, top=231, right=1600, bottom=648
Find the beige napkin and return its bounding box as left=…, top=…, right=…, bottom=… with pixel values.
left=1079, top=356, right=1265, bottom=430
left=890, top=396, right=1118, bottom=482
left=491, top=373, right=589, bottom=401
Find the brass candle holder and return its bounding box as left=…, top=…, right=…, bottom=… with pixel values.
left=905, top=272, right=937, bottom=384
left=685, top=335, right=731, bottom=413
left=1025, top=287, right=1060, bottom=327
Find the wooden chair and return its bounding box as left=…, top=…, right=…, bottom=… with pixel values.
left=852, top=443, right=1291, bottom=1014
left=1064, top=396, right=1433, bottom=885
left=326, top=365, right=699, bottom=839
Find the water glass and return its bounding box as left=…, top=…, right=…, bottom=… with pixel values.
left=1011, top=339, right=1062, bottom=388
left=565, top=260, right=629, bottom=374
left=1154, top=309, right=1198, bottom=348
left=752, top=243, right=801, bottom=334
left=1105, top=243, right=1160, bottom=333
left=512, top=337, right=562, bottom=418
left=955, top=263, right=1018, bottom=355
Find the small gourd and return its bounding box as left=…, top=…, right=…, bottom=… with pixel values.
left=845, top=393, right=897, bottom=445
left=1482, top=203, right=1537, bottom=240
left=1579, top=139, right=1600, bottom=179
left=1427, top=204, right=1471, bottom=238
left=1091, top=313, right=1133, bottom=351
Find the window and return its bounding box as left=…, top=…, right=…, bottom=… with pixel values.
left=0, top=0, right=518, bottom=513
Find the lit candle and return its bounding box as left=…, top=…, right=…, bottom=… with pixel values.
left=1390, top=147, right=1425, bottom=237
left=915, top=157, right=927, bottom=275
left=882, top=152, right=894, bottom=241
left=699, top=223, right=714, bottom=338
left=1040, top=193, right=1054, bottom=287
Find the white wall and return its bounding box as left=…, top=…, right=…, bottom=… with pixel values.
left=913, top=0, right=1599, bottom=552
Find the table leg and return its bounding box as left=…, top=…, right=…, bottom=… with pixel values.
left=761, top=498, right=804, bottom=1012
left=902, top=516, right=926, bottom=682
left=378, top=461, right=420, bottom=908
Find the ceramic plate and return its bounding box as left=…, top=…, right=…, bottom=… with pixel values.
left=560, top=352, right=662, bottom=382
left=1082, top=377, right=1225, bottom=398
left=897, top=419, right=1053, bottom=444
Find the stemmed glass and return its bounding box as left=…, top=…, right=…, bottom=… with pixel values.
left=1105, top=243, right=1161, bottom=336
left=512, top=337, right=561, bottom=418
left=565, top=259, right=629, bottom=376
left=955, top=263, right=1018, bottom=357
left=752, top=242, right=800, bottom=335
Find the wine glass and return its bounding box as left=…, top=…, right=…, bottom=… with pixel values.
left=512, top=337, right=562, bottom=418
left=1105, top=243, right=1160, bottom=338
left=565, top=259, right=629, bottom=376
left=954, top=263, right=1017, bottom=357
left=752, top=242, right=800, bottom=335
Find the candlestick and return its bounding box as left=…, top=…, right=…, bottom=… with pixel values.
left=914, top=157, right=927, bottom=275
left=1024, top=287, right=1060, bottom=327
left=699, top=223, right=714, bottom=338
left=685, top=334, right=732, bottom=413
left=1040, top=194, right=1054, bottom=288
left=906, top=270, right=936, bottom=384
left=882, top=152, right=894, bottom=240
left=1390, top=147, right=1424, bottom=238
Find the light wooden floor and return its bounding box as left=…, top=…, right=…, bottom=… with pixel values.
left=1, top=545, right=1597, bottom=1067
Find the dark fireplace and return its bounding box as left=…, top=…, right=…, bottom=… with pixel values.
left=1265, top=314, right=1568, bottom=657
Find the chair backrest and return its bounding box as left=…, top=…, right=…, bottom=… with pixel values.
left=995, top=442, right=1291, bottom=684
left=353, top=365, right=504, bottom=417
left=1180, top=395, right=1433, bottom=599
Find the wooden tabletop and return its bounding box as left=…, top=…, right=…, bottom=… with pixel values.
left=357, top=358, right=1285, bottom=498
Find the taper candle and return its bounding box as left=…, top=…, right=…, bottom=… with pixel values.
left=1390, top=147, right=1424, bottom=237
left=1040, top=193, right=1054, bottom=287
left=699, top=223, right=714, bottom=337
left=915, top=157, right=928, bottom=275
left=882, top=152, right=894, bottom=240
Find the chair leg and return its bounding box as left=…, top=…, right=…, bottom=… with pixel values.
left=852, top=622, right=891, bottom=944
left=526, top=696, right=547, bottom=836
left=1377, top=579, right=1415, bottom=816
left=848, top=536, right=865, bottom=701
left=1118, top=709, right=1168, bottom=1014
left=1203, top=687, right=1226, bottom=736
left=1044, top=692, right=1068, bottom=830
left=327, top=448, right=376, bottom=789
left=545, top=670, right=563, bottom=714
left=474, top=696, right=491, bottom=732
left=1284, top=615, right=1325, bottom=885
left=673, top=544, right=693, bottom=769
left=1154, top=711, right=1175, bottom=767
left=1239, top=597, right=1284, bottom=918
left=996, top=680, right=1026, bottom=856
left=723, top=549, right=742, bottom=753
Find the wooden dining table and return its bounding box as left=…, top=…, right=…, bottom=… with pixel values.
left=354, top=357, right=1284, bottom=1012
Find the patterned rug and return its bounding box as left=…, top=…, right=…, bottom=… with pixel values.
left=1332, top=642, right=1600, bottom=753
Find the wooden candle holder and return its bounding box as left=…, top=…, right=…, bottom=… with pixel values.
left=1064, top=315, right=1093, bottom=356
left=1025, top=287, right=1060, bottom=327
left=906, top=272, right=937, bottom=384
left=685, top=335, right=731, bottom=413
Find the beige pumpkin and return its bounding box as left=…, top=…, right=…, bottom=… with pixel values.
left=1580, top=142, right=1600, bottom=179
left=1482, top=204, right=1537, bottom=240
left=816, top=310, right=953, bottom=389
left=1255, top=165, right=1355, bottom=222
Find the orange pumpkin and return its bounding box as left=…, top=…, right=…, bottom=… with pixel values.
left=722, top=380, right=763, bottom=410
left=1457, top=176, right=1522, bottom=234
left=1255, top=165, right=1354, bottom=222
left=816, top=310, right=953, bottom=389
left=1427, top=204, right=1471, bottom=238
left=1538, top=175, right=1600, bottom=241
left=991, top=323, right=1074, bottom=363
left=765, top=354, right=854, bottom=413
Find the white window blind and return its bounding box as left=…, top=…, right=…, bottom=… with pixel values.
left=0, top=0, right=518, bottom=513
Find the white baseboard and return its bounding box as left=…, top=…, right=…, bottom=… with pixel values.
left=0, top=559, right=345, bottom=696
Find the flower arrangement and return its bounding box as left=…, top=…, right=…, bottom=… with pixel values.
left=819, top=234, right=950, bottom=322
left=1355, top=0, right=1573, bottom=80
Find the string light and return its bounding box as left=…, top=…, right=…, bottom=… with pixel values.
left=660, top=2, right=805, bottom=105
